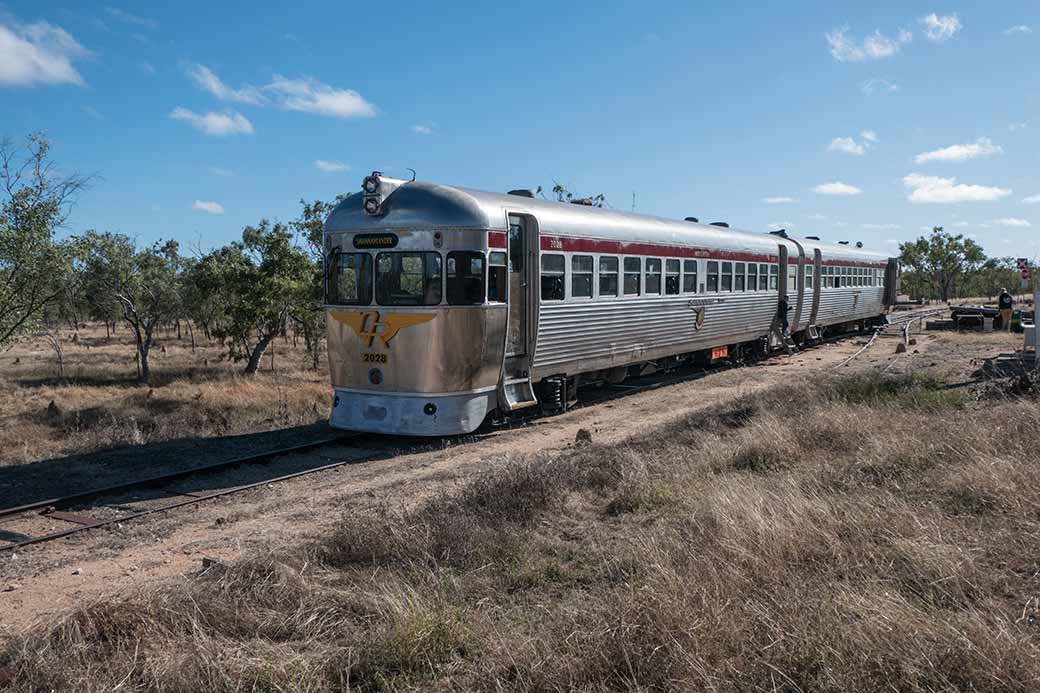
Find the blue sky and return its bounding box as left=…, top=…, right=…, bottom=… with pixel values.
left=2, top=1, right=1038, bottom=259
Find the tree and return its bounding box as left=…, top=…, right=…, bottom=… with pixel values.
left=961, top=256, right=1020, bottom=299
left=290, top=198, right=339, bottom=371
left=74, top=232, right=182, bottom=384
left=0, top=133, right=86, bottom=349
left=204, top=220, right=313, bottom=375
left=899, top=227, right=986, bottom=301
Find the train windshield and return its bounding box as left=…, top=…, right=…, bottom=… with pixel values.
left=376, top=252, right=442, bottom=306
left=327, top=251, right=373, bottom=305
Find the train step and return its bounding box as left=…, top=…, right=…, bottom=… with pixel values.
left=500, top=377, right=538, bottom=411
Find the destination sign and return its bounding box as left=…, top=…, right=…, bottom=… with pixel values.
left=353, top=233, right=399, bottom=249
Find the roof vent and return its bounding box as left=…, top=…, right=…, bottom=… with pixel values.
left=710, top=222, right=729, bottom=228
left=855, top=241, right=864, bottom=248
left=805, top=235, right=820, bottom=240
left=570, top=198, right=594, bottom=206
left=507, top=189, right=534, bottom=198
left=684, top=216, right=699, bottom=223
left=769, top=229, right=789, bottom=238
left=838, top=241, right=849, bottom=245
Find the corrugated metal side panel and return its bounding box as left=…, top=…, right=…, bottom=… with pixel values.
left=816, top=289, right=884, bottom=325
left=533, top=294, right=776, bottom=370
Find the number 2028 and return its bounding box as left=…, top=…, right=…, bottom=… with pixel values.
left=362, top=353, right=387, bottom=363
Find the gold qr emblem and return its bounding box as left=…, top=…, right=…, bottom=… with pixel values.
left=330, top=310, right=435, bottom=348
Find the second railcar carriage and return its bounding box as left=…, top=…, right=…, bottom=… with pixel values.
left=323, top=173, right=898, bottom=436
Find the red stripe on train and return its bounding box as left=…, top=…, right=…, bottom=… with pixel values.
left=488, top=231, right=507, bottom=248
left=537, top=234, right=887, bottom=268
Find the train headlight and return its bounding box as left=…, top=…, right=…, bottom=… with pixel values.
left=362, top=174, right=380, bottom=194
left=363, top=197, right=381, bottom=215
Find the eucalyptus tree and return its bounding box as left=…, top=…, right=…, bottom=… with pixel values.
left=899, top=227, right=986, bottom=301
left=74, top=232, right=182, bottom=383
left=204, top=220, right=313, bottom=375
left=0, top=133, right=87, bottom=349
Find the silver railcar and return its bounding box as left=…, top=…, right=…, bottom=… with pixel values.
left=323, top=174, right=898, bottom=435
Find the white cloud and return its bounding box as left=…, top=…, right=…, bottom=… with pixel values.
left=768, top=222, right=795, bottom=231
left=913, top=137, right=1002, bottom=164
left=826, top=25, right=910, bottom=62
left=314, top=159, right=349, bottom=173
left=860, top=129, right=878, bottom=143
left=1004, top=25, right=1031, bottom=35
left=763, top=196, right=797, bottom=204
left=883, top=239, right=901, bottom=245
left=0, top=19, right=91, bottom=86
left=104, top=7, right=158, bottom=30
left=1009, top=121, right=1028, bottom=132
left=170, top=107, right=254, bottom=136
left=988, top=218, right=1031, bottom=227
left=828, top=136, right=865, bottom=155
left=953, top=221, right=970, bottom=227
left=813, top=182, right=863, bottom=196
left=862, top=223, right=901, bottom=229
left=265, top=75, right=376, bottom=118
left=411, top=124, right=433, bottom=135
left=192, top=200, right=224, bottom=214
left=139, top=61, right=155, bottom=75
left=860, top=78, right=899, bottom=95
left=208, top=166, right=234, bottom=177
left=919, top=13, right=961, bottom=43
left=186, top=63, right=265, bottom=105
left=82, top=105, right=103, bottom=120
left=807, top=213, right=828, bottom=221
left=902, top=173, right=1010, bottom=203
left=1023, top=194, right=1040, bottom=204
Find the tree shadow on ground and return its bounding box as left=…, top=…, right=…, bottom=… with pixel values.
left=0, top=422, right=347, bottom=510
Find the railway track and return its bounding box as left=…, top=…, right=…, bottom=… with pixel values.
left=0, top=435, right=384, bottom=553
left=0, top=308, right=948, bottom=554
left=832, top=306, right=947, bottom=370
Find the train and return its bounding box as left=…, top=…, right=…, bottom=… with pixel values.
left=322, top=173, right=899, bottom=435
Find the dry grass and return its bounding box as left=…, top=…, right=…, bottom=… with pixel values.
left=4, top=370, right=1040, bottom=691
left=0, top=324, right=328, bottom=465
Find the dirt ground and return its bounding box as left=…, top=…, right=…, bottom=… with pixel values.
left=0, top=324, right=1028, bottom=640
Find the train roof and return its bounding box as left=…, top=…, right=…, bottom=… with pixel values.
left=325, top=179, right=892, bottom=263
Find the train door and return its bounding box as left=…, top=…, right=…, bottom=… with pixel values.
left=499, top=214, right=539, bottom=410
left=506, top=214, right=528, bottom=359
left=809, top=248, right=822, bottom=326
left=788, top=239, right=805, bottom=331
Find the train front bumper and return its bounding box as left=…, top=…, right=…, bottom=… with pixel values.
left=329, top=388, right=496, bottom=436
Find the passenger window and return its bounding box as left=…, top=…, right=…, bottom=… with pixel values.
left=706, top=261, right=719, bottom=292
left=446, top=251, right=485, bottom=305
left=375, top=252, right=441, bottom=306
left=747, top=263, right=757, bottom=291
left=734, top=262, right=745, bottom=292
left=683, top=260, right=697, bottom=293
left=769, top=264, right=778, bottom=291
left=488, top=251, right=507, bottom=303
left=665, top=259, right=680, bottom=295
left=572, top=255, right=593, bottom=298
left=805, top=264, right=813, bottom=290
left=541, top=254, right=565, bottom=301
left=599, top=256, right=619, bottom=297
left=328, top=251, right=373, bottom=306
left=721, top=262, right=733, bottom=292
left=623, top=257, right=641, bottom=295
left=645, top=258, right=662, bottom=294
left=758, top=263, right=768, bottom=291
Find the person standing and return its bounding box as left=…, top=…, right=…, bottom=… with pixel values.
left=998, top=287, right=1013, bottom=331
